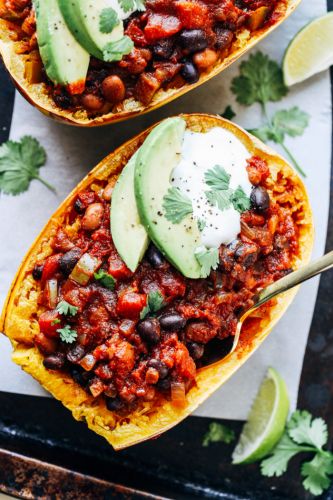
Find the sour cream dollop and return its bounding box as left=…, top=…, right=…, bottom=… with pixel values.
left=171, top=127, right=252, bottom=248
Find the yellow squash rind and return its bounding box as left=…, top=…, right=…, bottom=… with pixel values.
left=0, top=114, right=313, bottom=449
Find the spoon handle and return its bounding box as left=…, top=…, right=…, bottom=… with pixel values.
left=254, top=250, right=333, bottom=310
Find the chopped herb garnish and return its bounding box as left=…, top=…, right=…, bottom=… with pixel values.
left=163, top=187, right=193, bottom=224
left=94, top=270, right=116, bottom=290
left=57, top=325, right=77, bottom=344
left=206, top=189, right=233, bottom=212
left=51, top=318, right=61, bottom=326
left=103, top=36, right=134, bottom=62
left=118, top=0, right=146, bottom=12
left=140, top=290, right=165, bottom=319
left=230, top=186, right=251, bottom=213
left=99, top=7, right=119, bottom=34
left=56, top=300, right=78, bottom=317
left=0, top=136, right=55, bottom=195
left=203, top=422, right=235, bottom=447
left=205, top=165, right=231, bottom=191
left=195, top=246, right=219, bottom=278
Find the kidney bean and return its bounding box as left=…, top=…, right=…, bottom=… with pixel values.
left=81, top=93, right=105, bottom=112
left=43, top=353, right=65, bottom=370
left=147, top=358, right=169, bottom=379
left=159, top=313, right=186, bottom=331
left=66, top=344, right=85, bottom=364
left=59, top=248, right=82, bottom=276
left=146, top=244, right=164, bottom=268
left=193, top=48, right=218, bottom=71
left=82, top=203, right=104, bottom=231
left=187, top=342, right=204, bottom=360
left=102, top=75, right=126, bottom=103
left=250, top=186, right=270, bottom=212
left=181, top=60, right=199, bottom=83
left=32, top=263, right=44, bottom=280
left=179, top=29, right=208, bottom=53
left=137, top=318, right=161, bottom=344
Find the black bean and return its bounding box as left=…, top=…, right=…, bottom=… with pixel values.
left=106, top=397, right=125, bottom=412
left=179, top=29, right=208, bottom=53
left=147, top=359, right=169, bottom=379
left=146, top=244, right=164, bottom=268
left=53, top=91, right=73, bottom=110
left=159, top=313, right=186, bottom=331
left=59, top=248, right=82, bottom=276
left=214, top=27, right=234, bottom=50
left=153, top=38, right=174, bottom=59
left=71, top=366, right=92, bottom=387
left=66, top=345, right=85, bottom=364
left=156, top=378, right=171, bottom=392
left=43, top=353, right=65, bottom=370
left=187, top=342, right=205, bottom=360
left=32, top=263, right=44, bottom=280
left=74, top=198, right=85, bottom=214
left=137, top=318, right=161, bottom=344
left=250, top=186, right=270, bottom=212
left=181, top=61, right=199, bottom=84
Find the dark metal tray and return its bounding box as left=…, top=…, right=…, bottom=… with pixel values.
left=0, top=6, right=332, bottom=497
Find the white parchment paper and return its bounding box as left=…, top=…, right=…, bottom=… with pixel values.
left=0, top=0, right=331, bottom=420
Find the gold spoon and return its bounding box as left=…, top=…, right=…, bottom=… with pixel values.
left=230, top=250, right=333, bottom=355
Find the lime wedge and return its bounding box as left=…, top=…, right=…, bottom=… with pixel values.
left=232, top=367, right=289, bottom=464
left=283, top=13, right=333, bottom=86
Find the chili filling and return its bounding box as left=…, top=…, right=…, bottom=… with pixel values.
left=32, top=156, right=298, bottom=412
left=2, top=0, right=283, bottom=114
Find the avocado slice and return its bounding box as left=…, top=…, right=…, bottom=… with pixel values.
left=58, top=0, right=124, bottom=60
left=111, top=151, right=149, bottom=272
left=34, top=0, right=90, bottom=92
left=135, top=118, right=202, bottom=279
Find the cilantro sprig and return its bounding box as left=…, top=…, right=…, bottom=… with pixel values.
left=140, top=290, right=165, bottom=319
left=261, top=410, right=333, bottom=496
left=204, top=165, right=250, bottom=214
left=163, top=187, right=193, bottom=224
left=231, top=52, right=309, bottom=177
left=119, top=0, right=146, bottom=13
left=56, top=300, right=78, bottom=317
left=103, top=36, right=134, bottom=62
left=57, top=324, right=77, bottom=344
left=203, top=422, right=236, bottom=447
left=99, top=8, right=119, bottom=34
left=195, top=246, right=219, bottom=278
left=0, top=136, right=55, bottom=195
left=94, top=270, right=116, bottom=290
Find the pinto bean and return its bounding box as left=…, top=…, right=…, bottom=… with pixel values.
left=193, top=48, right=218, bottom=71
left=102, top=180, right=116, bottom=201
left=102, top=75, right=126, bottom=104
left=81, top=93, right=105, bottom=112
left=82, top=203, right=104, bottom=231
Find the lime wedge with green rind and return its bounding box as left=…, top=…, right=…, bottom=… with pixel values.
left=232, top=367, right=289, bottom=464
left=283, top=13, right=333, bottom=86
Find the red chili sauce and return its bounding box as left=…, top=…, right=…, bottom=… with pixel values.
left=32, top=156, right=298, bottom=412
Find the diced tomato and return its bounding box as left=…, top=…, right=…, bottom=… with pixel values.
left=144, top=13, right=182, bottom=42
left=246, top=156, right=270, bottom=185
left=108, top=255, right=132, bottom=280
left=125, top=18, right=148, bottom=47
left=175, top=1, right=209, bottom=29
left=41, top=254, right=62, bottom=282
left=116, top=291, right=147, bottom=319
left=38, top=310, right=61, bottom=338
left=158, top=271, right=186, bottom=298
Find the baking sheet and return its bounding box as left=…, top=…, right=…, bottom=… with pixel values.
left=0, top=0, right=331, bottom=420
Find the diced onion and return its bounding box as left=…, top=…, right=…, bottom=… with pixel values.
left=70, top=253, right=101, bottom=285
left=171, top=381, right=186, bottom=407
left=46, top=279, right=58, bottom=308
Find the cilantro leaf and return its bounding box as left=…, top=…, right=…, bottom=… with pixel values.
left=163, top=187, right=193, bottom=224
left=231, top=52, right=288, bottom=106
left=220, top=105, right=236, bottom=121
left=103, top=36, right=134, bottom=62
left=206, top=189, right=233, bottom=212
left=203, top=422, right=235, bottom=447
left=140, top=290, right=165, bottom=319
left=287, top=410, right=328, bottom=449
left=0, top=136, right=55, bottom=195
left=56, top=300, right=78, bottom=317
left=301, top=453, right=333, bottom=496
left=195, top=246, right=219, bottom=278
left=119, top=0, right=146, bottom=12
left=248, top=126, right=277, bottom=143
left=57, top=325, right=77, bottom=344
left=204, top=165, right=231, bottom=190
left=94, top=270, right=116, bottom=290
left=99, top=8, right=119, bottom=34
left=271, top=107, right=310, bottom=140
left=260, top=433, right=302, bottom=477
left=231, top=186, right=251, bottom=213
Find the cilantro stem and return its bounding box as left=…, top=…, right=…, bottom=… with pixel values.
left=33, top=175, right=56, bottom=193
left=279, top=142, right=306, bottom=178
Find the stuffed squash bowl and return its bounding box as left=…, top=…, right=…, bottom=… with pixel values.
left=1, top=114, right=313, bottom=449
left=0, top=0, right=301, bottom=126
